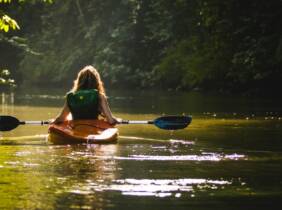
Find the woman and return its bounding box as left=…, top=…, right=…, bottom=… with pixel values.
left=52, top=65, right=118, bottom=124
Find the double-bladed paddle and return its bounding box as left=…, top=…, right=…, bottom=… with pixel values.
left=0, top=115, right=192, bottom=131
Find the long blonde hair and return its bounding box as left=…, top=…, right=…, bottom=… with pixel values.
left=72, top=65, right=105, bottom=95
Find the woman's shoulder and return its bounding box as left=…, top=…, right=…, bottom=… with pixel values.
left=98, top=92, right=107, bottom=100
left=65, top=90, right=74, bottom=98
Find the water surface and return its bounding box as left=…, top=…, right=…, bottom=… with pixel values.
left=0, top=90, right=281, bottom=209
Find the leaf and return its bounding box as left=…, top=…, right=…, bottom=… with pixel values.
left=11, top=19, right=20, bottom=29
left=3, top=24, right=9, bottom=32
left=0, top=15, right=20, bottom=32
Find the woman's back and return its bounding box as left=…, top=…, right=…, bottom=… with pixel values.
left=67, top=89, right=99, bottom=120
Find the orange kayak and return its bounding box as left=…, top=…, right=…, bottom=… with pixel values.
left=48, top=120, right=118, bottom=144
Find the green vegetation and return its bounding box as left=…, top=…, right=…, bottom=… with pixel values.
left=0, top=0, right=52, bottom=32
left=0, top=0, right=52, bottom=88
left=1, top=0, right=281, bottom=93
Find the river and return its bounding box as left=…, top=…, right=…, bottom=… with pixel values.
left=0, top=88, right=281, bottom=209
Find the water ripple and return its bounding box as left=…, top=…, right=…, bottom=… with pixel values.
left=92, top=153, right=246, bottom=161
left=69, top=178, right=232, bottom=198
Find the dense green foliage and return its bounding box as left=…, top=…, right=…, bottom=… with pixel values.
left=0, top=0, right=52, bottom=87
left=1, top=0, right=282, bottom=93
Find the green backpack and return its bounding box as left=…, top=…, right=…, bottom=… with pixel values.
left=67, top=89, right=99, bottom=120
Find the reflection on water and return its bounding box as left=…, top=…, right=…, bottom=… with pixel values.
left=1, top=92, right=14, bottom=114
left=91, top=153, right=246, bottom=161
left=0, top=90, right=282, bottom=209
left=69, top=178, right=233, bottom=198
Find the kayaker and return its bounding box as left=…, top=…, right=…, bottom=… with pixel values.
left=52, top=65, right=119, bottom=124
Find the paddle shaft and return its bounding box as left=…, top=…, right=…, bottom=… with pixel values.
left=120, top=120, right=154, bottom=124
left=19, top=121, right=50, bottom=125
left=20, top=120, right=153, bottom=125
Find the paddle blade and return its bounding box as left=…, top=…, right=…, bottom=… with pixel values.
left=0, top=116, right=20, bottom=131
left=154, top=115, right=192, bottom=130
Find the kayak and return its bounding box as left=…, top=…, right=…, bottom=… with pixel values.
left=48, top=119, right=118, bottom=144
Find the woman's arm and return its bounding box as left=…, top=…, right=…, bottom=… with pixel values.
left=99, top=94, right=118, bottom=124
left=51, top=101, right=70, bottom=124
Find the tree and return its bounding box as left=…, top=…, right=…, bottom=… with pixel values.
left=1, top=0, right=282, bottom=94
left=0, top=0, right=53, bottom=89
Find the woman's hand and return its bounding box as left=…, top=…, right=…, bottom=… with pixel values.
left=50, top=117, right=64, bottom=125
left=108, top=117, right=122, bottom=125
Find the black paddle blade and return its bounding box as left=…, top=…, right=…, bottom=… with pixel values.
left=154, top=115, right=192, bottom=130
left=0, top=116, right=20, bottom=131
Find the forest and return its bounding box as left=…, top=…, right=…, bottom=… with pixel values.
left=0, top=0, right=282, bottom=94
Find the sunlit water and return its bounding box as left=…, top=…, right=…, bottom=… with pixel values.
left=0, top=90, right=282, bottom=209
